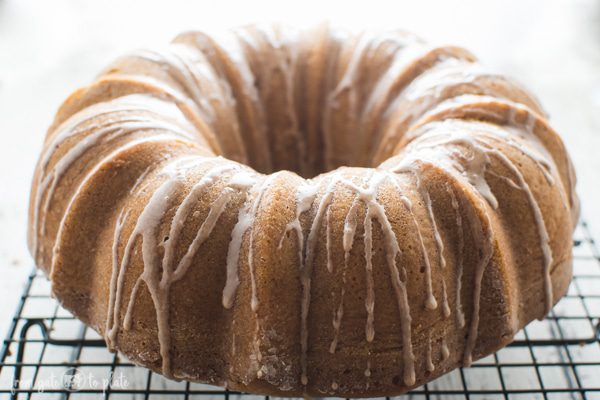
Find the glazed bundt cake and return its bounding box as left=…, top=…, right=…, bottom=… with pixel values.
left=28, top=25, right=579, bottom=397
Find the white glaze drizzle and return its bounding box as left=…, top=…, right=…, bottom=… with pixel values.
left=133, top=46, right=217, bottom=123
left=106, top=159, right=189, bottom=376
left=441, top=336, right=450, bottom=361
left=363, top=202, right=375, bottom=343
left=487, top=148, right=554, bottom=315
left=322, top=34, right=370, bottom=170
left=414, top=169, right=449, bottom=317
left=342, top=172, right=416, bottom=386
left=388, top=129, right=503, bottom=367
left=447, top=184, right=466, bottom=328
left=365, top=360, right=372, bottom=377
left=404, top=125, right=554, bottom=316
left=237, top=26, right=306, bottom=175
left=280, top=170, right=417, bottom=386
left=426, top=331, right=435, bottom=372
left=106, top=208, right=129, bottom=351
left=299, top=177, right=338, bottom=385
left=399, top=193, right=437, bottom=310
left=325, top=205, right=334, bottom=273
left=462, top=195, right=494, bottom=367
left=132, top=45, right=248, bottom=159
left=441, top=279, right=451, bottom=318
left=223, top=173, right=279, bottom=310
left=416, top=96, right=561, bottom=191
left=36, top=27, right=578, bottom=395
left=329, top=197, right=359, bottom=354
left=32, top=96, right=199, bottom=260
left=104, top=156, right=259, bottom=378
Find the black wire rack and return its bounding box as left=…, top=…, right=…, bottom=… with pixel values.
left=1, top=221, right=599, bottom=400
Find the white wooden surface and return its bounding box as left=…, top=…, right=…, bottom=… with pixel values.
left=0, top=0, right=599, bottom=390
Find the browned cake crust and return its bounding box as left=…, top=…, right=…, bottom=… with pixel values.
left=28, top=25, right=579, bottom=397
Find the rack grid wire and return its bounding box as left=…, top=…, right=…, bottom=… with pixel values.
left=1, top=220, right=599, bottom=400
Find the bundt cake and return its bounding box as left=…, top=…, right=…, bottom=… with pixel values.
left=28, top=24, right=579, bottom=397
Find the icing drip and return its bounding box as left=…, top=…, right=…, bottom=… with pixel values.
left=323, top=35, right=370, bottom=170
left=223, top=173, right=278, bottom=309
left=48, top=135, right=184, bottom=278
left=447, top=184, right=466, bottom=328
left=276, top=180, right=324, bottom=379
left=325, top=205, right=334, bottom=273
left=356, top=172, right=416, bottom=386
left=283, top=171, right=416, bottom=386
left=414, top=164, right=446, bottom=270
left=463, top=196, right=493, bottom=367
left=488, top=170, right=521, bottom=189
left=426, top=124, right=554, bottom=315
left=162, top=164, right=241, bottom=280
left=238, top=27, right=306, bottom=175
left=105, top=157, right=258, bottom=377
left=277, top=180, right=323, bottom=379
left=399, top=194, right=437, bottom=310
left=475, top=118, right=570, bottom=214
left=414, top=169, right=449, bottom=317
left=108, top=165, right=184, bottom=376
left=395, top=122, right=554, bottom=323
left=106, top=209, right=129, bottom=351
left=441, top=279, right=451, bottom=318
left=299, top=177, right=338, bottom=386
left=129, top=165, right=153, bottom=195
left=365, top=359, right=372, bottom=377
left=389, top=134, right=501, bottom=367
left=414, top=101, right=567, bottom=210
left=426, top=332, right=435, bottom=372
left=363, top=205, right=375, bottom=342
left=32, top=101, right=198, bottom=260
left=487, top=149, right=554, bottom=315
left=278, top=182, right=319, bottom=255
left=133, top=46, right=217, bottom=124
left=441, top=337, right=450, bottom=360
left=329, top=197, right=359, bottom=354
left=242, top=174, right=281, bottom=375
left=34, top=26, right=579, bottom=396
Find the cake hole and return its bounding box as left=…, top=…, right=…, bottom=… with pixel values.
left=217, top=88, right=385, bottom=178
left=392, top=375, right=401, bottom=385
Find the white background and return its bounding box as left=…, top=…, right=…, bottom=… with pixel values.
left=1, top=0, right=599, bottom=341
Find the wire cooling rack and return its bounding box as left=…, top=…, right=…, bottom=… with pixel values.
left=1, top=221, right=599, bottom=399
